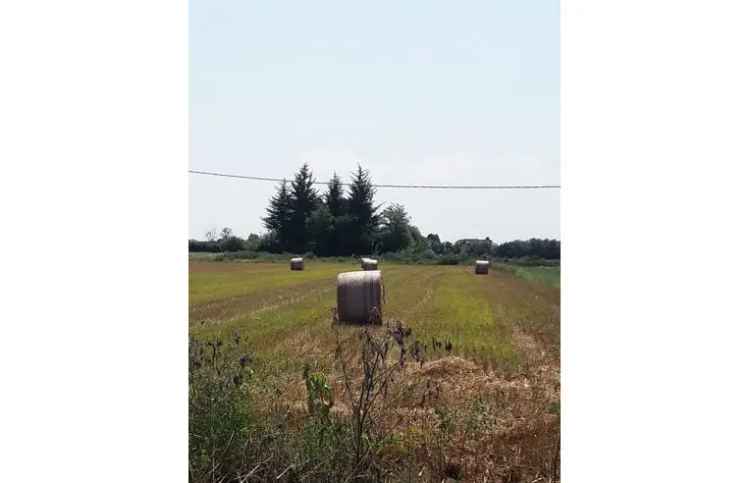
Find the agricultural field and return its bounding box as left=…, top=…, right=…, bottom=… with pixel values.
left=189, top=260, right=560, bottom=482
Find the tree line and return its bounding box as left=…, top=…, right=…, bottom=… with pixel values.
left=261, top=164, right=383, bottom=255
left=189, top=164, right=560, bottom=260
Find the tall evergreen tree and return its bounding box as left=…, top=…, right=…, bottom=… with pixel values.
left=344, top=165, right=380, bottom=254
left=288, top=164, right=319, bottom=252
left=306, top=205, right=334, bottom=255
left=325, top=173, right=346, bottom=255
left=262, top=179, right=292, bottom=250
left=324, top=173, right=345, bottom=217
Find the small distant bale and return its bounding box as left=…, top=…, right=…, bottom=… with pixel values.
left=290, top=257, right=304, bottom=271
left=337, top=270, right=383, bottom=324
left=361, top=258, right=379, bottom=271
left=475, top=260, right=490, bottom=275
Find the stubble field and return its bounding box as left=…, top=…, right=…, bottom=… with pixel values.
left=189, top=260, right=560, bottom=482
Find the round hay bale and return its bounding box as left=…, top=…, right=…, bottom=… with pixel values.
left=361, top=258, right=379, bottom=271
left=337, top=270, right=383, bottom=323
left=475, top=260, right=490, bottom=274
left=290, top=257, right=304, bottom=271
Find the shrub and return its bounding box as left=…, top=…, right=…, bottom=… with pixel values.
left=188, top=335, right=254, bottom=481
left=217, top=250, right=259, bottom=260
left=437, top=254, right=461, bottom=265
left=219, top=236, right=247, bottom=252
left=188, top=239, right=221, bottom=252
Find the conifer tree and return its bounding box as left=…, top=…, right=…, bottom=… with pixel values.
left=344, top=165, right=380, bottom=254
left=288, top=164, right=319, bottom=252
left=325, top=173, right=346, bottom=255
left=262, top=179, right=292, bottom=250
left=325, top=173, right=345, bottom=217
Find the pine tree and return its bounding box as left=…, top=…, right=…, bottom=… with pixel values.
left=288, top=164, right=319, bottom=253
left=325, top=173, right=345, bottom=217
left=325, top=173, right=346, bottom=255
left=262, top=179, right=292, bottom=251
left=344, top=165, right=380, bottom=254
left=306, top=205, right=334, bottom=255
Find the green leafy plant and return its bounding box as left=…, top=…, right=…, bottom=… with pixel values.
left=188, top=334, right=254, bottom=482
left=303, top=364, right=333, bottom=420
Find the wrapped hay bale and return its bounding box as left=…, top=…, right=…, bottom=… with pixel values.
left=290, top=257, right=304, bottom=271
left=361, top=258, right=379, bottom=271
left=337, top=270, right=383, bottom=323
left=475, top=260, right=490, bottom=275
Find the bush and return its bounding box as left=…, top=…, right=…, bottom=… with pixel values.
left=258, top=231, right=282, bottom=253
left=493, top=238, right=560, bottom=260
left=188, top=239, right=221, bottom=253
left=189, top=335, right=254, bottom=481
left=188, top=325, right=428, bottom=482
left=437, top=254, right=461, bottom=265
left=219, top=236, right=247, bottom=252
left=215, top=250, right=259, bottom=261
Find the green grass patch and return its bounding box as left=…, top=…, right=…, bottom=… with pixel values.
left=189, top=261, right=559, bottom=372
left=509, top=265, right=560, bottom=288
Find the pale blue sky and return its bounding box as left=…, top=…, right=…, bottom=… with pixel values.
left=190, top=0, right=559, bottom=242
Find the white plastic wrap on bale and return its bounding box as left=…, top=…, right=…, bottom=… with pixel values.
left=361, top=258, right=379, bottom=271
left=290, top=257, right=304, bottom=271
left=337, top=270, right=383, bottom=323
left=475, top=260, right=490, bottom=274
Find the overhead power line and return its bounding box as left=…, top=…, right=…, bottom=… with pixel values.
left=189, top=169, right=560, bottom=190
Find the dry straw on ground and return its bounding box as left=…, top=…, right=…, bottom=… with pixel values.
left=282, top=325, right=560, bottom=482
left=290, top=257, right=304, bottom=271
left=336, top=270, right=383, bottom=323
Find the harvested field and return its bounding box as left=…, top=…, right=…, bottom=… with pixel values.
left=189, top=260, right=560, bottom=482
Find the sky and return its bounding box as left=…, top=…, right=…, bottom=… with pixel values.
left=190, top=0, right=559, bottom=243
